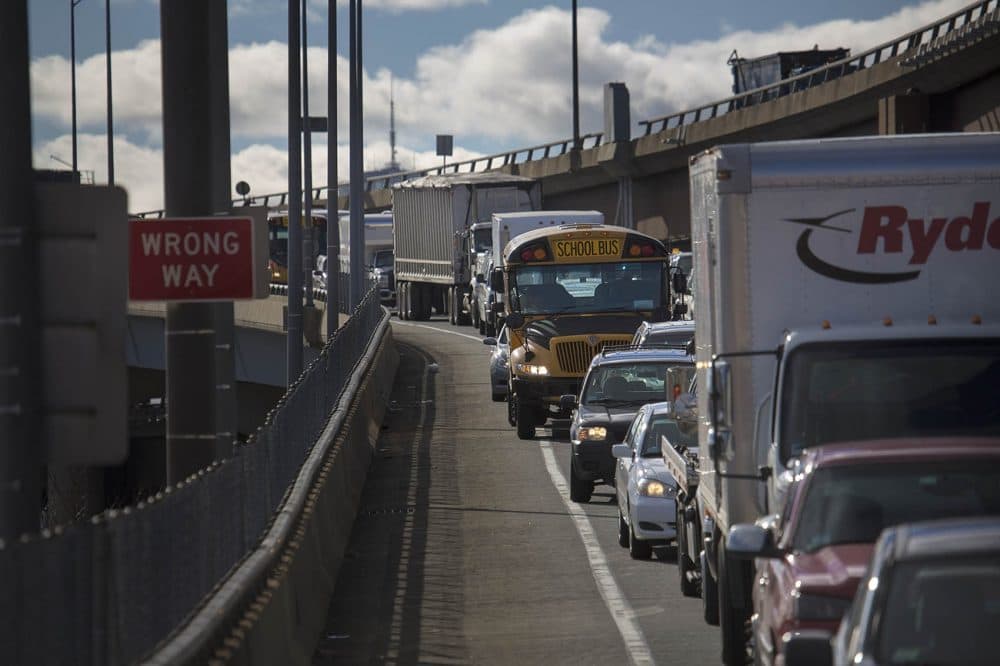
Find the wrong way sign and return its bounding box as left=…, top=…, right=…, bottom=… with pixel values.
left=129, top=216, right=266, bottom=301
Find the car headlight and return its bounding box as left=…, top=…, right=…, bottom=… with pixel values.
left=577, top=426, right=607, bottom=441
left=638, top=478, right=676, bottom=498
left=792, top=592, right=852, bottom=621
left=516, top=363, right=548, bottom=376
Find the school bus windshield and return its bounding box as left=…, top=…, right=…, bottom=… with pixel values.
left=509, top=262, right=664, bottom=315
left=268, top=217, right=328, bottom=268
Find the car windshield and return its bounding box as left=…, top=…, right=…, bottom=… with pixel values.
left=373, top=250, right=393, bottom=268
left=780, top=340, right=1000, bottom=460
left=791, top=461, right=1000, bottom=553
left=877, top=555, right=1000, bottom=665
left=473, top=228, right=492, bottom=253
left=640, top=413, right=697, bottom=457
left=510, top=262, right=664, bottom=315
left=582, top=361, right=690, bottom=407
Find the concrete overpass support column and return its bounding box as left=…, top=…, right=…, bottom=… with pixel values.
left=878, top=91, right=929, bottom=134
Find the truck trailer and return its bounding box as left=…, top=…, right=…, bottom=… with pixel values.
left=392, top=173, right=541, bottom=323
left=668, top=133, right=1000, bottom=664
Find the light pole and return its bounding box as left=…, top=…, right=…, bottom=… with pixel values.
left=71, top=0, right=84, bottom=177
left=571, top=0, right=580, bottom=151
left=105, top=0, right=113, bottom=185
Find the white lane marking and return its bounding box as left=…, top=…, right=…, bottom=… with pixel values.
left=391, top=319, right=484, bottom=342
left=539, top=441, right=656, bottom=666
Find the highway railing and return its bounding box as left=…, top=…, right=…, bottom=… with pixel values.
left=638, top=0, right=999, bottom=135
left=0, top=285, right=388, bottom=665
left=132, top=132, right=604, bottom=219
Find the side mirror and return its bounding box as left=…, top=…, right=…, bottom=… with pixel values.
left=611, top=443, right=632, bottom=459
left=559, top=394, right=577, bottom=411
left=506, top=313, right=524, bottom=329
left=672, top=272, right=689, bottom=295
left=483, top=337, right=497, bottom=346
left=781, top=630, right=833, bottom=666
left=490, top=267, right=504, bottom=291
left=709, top=359, right=733, bottom=429
left=475, top=273, right=486, bottom=285
left=727, top=523, right=782, bottom=559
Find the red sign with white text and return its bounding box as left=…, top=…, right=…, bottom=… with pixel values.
left=129, top=217, right=255, bottom=301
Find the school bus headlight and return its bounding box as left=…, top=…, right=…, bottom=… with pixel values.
left=578, top=426, right=607, bottom=441
left=516, top=363, right=549, bottom=376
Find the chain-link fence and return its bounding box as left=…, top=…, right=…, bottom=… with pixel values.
left=0, top=286, right=386, bottom=666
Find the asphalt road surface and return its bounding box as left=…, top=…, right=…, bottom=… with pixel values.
left=313, top=316, right=721, bottom=665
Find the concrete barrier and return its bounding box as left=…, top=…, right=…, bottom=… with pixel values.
left=144, top=312, right=398, bottom=665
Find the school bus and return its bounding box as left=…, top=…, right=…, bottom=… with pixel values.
left=266, top=209, right=328, bottom=284
left=494, top=223, right=673, bottom=438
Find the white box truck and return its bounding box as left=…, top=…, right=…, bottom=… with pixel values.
left=470, top=210, right=605, bottom=335
left=336, top=211, right=395, bottom=304
left=667, top=133, right=1000, bottom=664
left=392, top=173, right=541, bottom=323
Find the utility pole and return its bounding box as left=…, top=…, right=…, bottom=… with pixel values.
left=348, top=0, right=364, bottom=310
left=0, top=0, right=42, bottom=541
left=571, top=0, right=580, bottom=151
left=161, top=1, right=220, bottom=483
left=327, top=0, right=340, bottom=330
left=287, top=0, right=304, bottom=382
left=302, top=0, right=315, bottom=310
left=208, top=1, right=237, bottom=459
left=105, top=0, right=114, bottom=185
left=71, top=0, right=83, bottom=176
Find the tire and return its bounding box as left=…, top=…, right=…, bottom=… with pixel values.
left=718, top=546, right=750, bottom=665
left=569, top=459, right=593, bottom=503
left=515, top=396, right=536, bottom=440
left=629, top=518, right=653, bottom=560
left=507, top=387, right=517, bottom=426
left=491, top=388, right=505, bottom=403
left=399, top=283, right=409, bottom=320
left=618, top=510, right=630, bottom=548
left=702, top=550, right=720, bottom=626
left=678, top=503, right=700, bottom=598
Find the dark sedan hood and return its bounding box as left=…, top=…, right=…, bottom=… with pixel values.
left=524, top=314, right=643, bottom=350
left=575, top=403, right=642, bottom=441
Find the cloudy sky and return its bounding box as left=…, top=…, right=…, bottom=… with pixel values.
left=27, top=0, right=970, bottom=212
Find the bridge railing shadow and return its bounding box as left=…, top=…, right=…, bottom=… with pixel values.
left=0, top=286, right=387, bottom=665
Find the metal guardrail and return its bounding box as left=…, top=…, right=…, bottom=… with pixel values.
left=638, top=0, right=999, bottom=135
left=0, top=286, right=386, bottom=665
left=132, top=132, right=603, bottom=219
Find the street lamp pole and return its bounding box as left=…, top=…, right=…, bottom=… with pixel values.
left=105, top=0, right=113, bottom=185
left=571, top=0, right=580, bottom=151
left=71, top=0, right=83, bottom=176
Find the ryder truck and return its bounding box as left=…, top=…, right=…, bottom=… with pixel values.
left=667, top=134, right=1000, bottom=664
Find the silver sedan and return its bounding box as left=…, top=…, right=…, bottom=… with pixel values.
left=483, top=325, right=509, bottom=402
left=612, top=402, right=695, bottom=560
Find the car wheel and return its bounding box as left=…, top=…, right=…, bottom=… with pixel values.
left=569, top=459, right=593, bottom=503
left=618, top=510, right=629, bottom=548
left=718, top=545, right=750, bottom=665
left=515, top=396, right=535, bottom=440
left=507, top=389, right=517, bottom=426
left=629, top=518, right=652, bottom=560
left=490, top=387, right=505, bottom=402
left=702, top=551, right=720, bottom=626
left=677, top=503, right=700, bottom=598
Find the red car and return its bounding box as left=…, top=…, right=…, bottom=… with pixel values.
left=727, top=437, right=1000, bottom=666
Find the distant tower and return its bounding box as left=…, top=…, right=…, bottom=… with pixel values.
left=389, top=76, right=400, bottom=171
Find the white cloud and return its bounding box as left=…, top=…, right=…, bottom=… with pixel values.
left=30, top=0, right=972, bottom=212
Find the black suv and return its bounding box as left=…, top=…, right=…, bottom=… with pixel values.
left=562, top=346, right=695, bottom=502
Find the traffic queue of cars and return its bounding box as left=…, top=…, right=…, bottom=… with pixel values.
left=481, top=134, right=1000, bottom=665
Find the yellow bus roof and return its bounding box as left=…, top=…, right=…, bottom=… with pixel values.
left=503, top=224, right=665, bottom=264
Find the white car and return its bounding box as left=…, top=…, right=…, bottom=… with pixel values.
left=612, top=401, right=695, bottom=560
